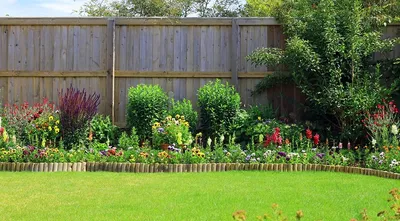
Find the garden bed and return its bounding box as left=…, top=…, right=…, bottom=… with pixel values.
left=1, top=162, right=399, bottom=179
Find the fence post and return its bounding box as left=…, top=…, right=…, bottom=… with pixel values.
left=231, top=18, right=240, bottom=90
left=106, top=18, right=116, bottom=124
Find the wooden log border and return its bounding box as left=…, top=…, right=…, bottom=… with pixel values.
left=0, top=162, right=398, bottom=179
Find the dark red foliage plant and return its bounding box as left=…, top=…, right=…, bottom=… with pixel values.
left=58, top=85, right=100, bottom=149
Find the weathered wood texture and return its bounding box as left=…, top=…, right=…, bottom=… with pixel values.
left=0, top=18, right=398, bottom=126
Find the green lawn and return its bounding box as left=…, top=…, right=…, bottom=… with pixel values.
left=0, top=171, right=398, bottom=221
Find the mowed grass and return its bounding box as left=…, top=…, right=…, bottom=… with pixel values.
left=0, top=171, right=398, bottom=221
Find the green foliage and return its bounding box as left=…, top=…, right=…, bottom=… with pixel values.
left=89, top=141, right=109, bottom=152
left=118, top=128, right=140, bottom=150
left=127, top=84, right=169, bottom=140
left=242, top=0, right=282, bottom=17
left=247, top=0, right=400, bottom=142
left=168, top=99, right=198, bottom=133
left=197, top=79, right=241, bottom=139
left=90, top=115, right=119, bottom=146
left=76, top=0, right=243, bottom=17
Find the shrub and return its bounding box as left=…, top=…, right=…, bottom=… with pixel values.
left=247, top=0, right=400, bottom=143
left=127, top=84, right=169, bottom=140
left=198, top=79, right=241, bottom=139
left=118, top=128, right=140, bottom=150
left=90, top=114, right=119, bottom=146
left=3, top=98, right=56, bottom=144
left=58, top=85, right=100, bottom=149
left=168, top=99, right=198, bottom=133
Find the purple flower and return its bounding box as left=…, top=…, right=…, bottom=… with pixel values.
left=245, top=156, right=251, bottom=161
left=157, top=127, right=165, bottom=133
left=379, top=160, right=383, bottom=165
left=100, top=150, right=107, bottom=156
left=286, top=157, right=291, bottom=161
left=278, top=152, right=287, bottom=157
left=316, top=153, right=325, bottom=159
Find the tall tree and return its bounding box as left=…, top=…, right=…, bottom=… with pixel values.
left=242, top=0, right=282, bottom=17
left=76, top=0, right=242, bottom=17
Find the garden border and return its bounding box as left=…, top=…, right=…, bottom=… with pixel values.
left=0, top=162, right=398, bottom=179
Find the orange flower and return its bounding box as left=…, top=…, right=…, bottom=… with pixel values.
left=285, top=139, right=290, bottom=145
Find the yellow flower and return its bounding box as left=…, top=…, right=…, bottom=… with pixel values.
left=56, top=120, right=60, bottom=124
left=3, top=131, right=8, bottom=142
left=49, top=116, right=54, bottom=121
left=175, top=114, right=180, bottom=119
left=48, top=126, right=52, bottom=131
left=257, top=116, right=262, bottom=121
left=55, top=128, right=60, bottom=134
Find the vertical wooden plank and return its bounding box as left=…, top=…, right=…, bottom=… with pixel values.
left=140, top=26, right=147, bottom=71
left=53, top=26, right=61, bottom=71
left=159, top=26, right=167, bottom=71
left=213, top=26, right=221, bottom=72
left=132, top=27, right=140, bottom=71
left=152, top=26, right=161, bottom=71
left=0, top=26, right=8, bottom=70
left=173, top=26, right=181, bottom=72
left=119, top=25, right=127, bottom=71
left=206, top=26, right=214, bottom=72
left=73, top=26, right=80, bottom=71
left=92, top=26, right=101, bottom=71
left=200, top=26, right=207, bottom=72
left=166, top=26, right=174, bottom=71
left=193, top=26, right=201, bottom=72
left=106, top=18, right=116, bottom=123
left=231, top=19, right=240, bottom=89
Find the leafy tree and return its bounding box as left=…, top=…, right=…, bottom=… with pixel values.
left=242, top=0, right=282, bottom=17
left=247, top=0, right=400, bottom=142
left=76, top=0, right=242, bottom=17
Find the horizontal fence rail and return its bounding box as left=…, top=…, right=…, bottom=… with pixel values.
left=0, top=17, right=399, bottom=126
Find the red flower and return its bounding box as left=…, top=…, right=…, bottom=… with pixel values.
left=0, top=127, right=4, bottom=136
left=108, top=149, right=116, bottom=155
left=306, top=129, right=312, bottom=139
left=313, top=133, right=320, bottom=145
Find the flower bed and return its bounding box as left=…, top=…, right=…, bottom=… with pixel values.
left=0, top=162, right=399, bottom=179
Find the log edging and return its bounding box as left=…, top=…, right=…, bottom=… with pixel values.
left=0, top=162, right=398, bottom=179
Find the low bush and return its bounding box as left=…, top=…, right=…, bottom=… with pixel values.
left=90, top=114, right=119, bottom=146
left=198, top=79, right=241, bottom=139
left=127, top=84, right=169, bottom=140
left=118, top=127, right=139, bottom=150
left=58, top=86, right=100, bottom=149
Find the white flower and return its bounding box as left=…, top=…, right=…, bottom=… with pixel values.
left=207, top=137, right=212, bottom=147
left=391, top=125, right=398, bottom=135
left=371, top=139, right=377, bottom=146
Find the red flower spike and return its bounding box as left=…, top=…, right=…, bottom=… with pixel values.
left=306, top=129, right=312, bottom=139
left=313, top=133, right=320, bottom=145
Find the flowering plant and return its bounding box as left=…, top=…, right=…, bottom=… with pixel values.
left=152, top=115, right=192, bottom=148
left=3, top=98, right=56, bottom=143
left=363, top=100, right=399, bottom=149
left=25, top=113, right=61, bottom=148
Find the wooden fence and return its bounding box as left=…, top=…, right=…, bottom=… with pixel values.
left=0, top=18, right=399, bottom=127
